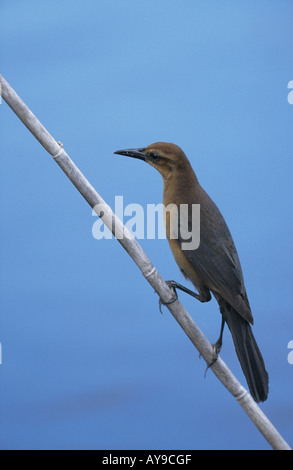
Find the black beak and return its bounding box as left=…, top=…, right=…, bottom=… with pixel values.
left=114, top=147, right=146, bottom=161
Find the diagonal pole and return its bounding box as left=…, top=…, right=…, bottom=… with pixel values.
left=0, top=74, right=291, bottom=450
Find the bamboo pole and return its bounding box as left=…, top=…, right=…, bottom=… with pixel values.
left=0, top=74, right=291, bottom=450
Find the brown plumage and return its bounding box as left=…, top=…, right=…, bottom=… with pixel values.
left=115, top=142, right=269, bottom=402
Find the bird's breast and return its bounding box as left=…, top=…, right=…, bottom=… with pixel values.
left=163, top=204, right=203, bottom=288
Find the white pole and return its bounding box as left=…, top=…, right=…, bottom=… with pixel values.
left=0, top=74, right=291, bottom=450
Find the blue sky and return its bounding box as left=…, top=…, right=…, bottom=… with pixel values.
left=1, top=0, right=293, bottom=450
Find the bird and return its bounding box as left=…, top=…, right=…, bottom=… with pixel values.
left=114, top=142, right=269, bottom=403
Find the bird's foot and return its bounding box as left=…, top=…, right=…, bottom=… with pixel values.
left=159, top=281, right=178, bottom=314
left=204, top=339, right=222, bottom=377
left=159, top=280, right=200, bottom=313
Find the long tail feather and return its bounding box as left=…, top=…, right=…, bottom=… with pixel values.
left=220, top=300, right=269, bottom=402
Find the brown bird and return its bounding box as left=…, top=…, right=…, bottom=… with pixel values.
left=114, top=142, right=269, bottom=402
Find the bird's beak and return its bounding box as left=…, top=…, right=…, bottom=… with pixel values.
left=114, top=147, right=147, bottom=161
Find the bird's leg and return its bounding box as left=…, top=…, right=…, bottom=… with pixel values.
left=204, top=317, right=226, bottom=376
left=213, top=315, right=225, bottom=355
left=159, top=280, right=200, bottom=313
left=166, top=280, right=200, bottom=300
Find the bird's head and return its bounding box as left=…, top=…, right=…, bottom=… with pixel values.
left=114, top=142, right=191, bottom=178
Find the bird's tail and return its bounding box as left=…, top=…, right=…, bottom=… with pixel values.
left=219, top=299, right=269, bottom=403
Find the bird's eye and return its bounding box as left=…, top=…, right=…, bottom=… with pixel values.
left=150, top=152, right=159, bottom=159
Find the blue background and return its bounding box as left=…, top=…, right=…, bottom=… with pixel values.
left=1, top=0, right=293, bottom=450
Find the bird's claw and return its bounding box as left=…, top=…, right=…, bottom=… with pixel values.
left=204, top=339, right=222, bottom=377
left=158, top=282, right=178, bottom=314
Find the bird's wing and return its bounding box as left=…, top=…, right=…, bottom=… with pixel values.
left=177, top=218, right=253, bottom=323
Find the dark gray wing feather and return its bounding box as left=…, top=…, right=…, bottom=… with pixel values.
left=176, top=195, right=253, bottom=323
